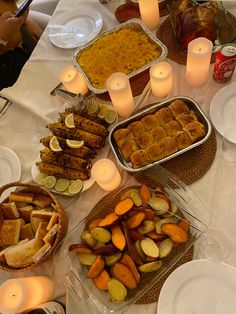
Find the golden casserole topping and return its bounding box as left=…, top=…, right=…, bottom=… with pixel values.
left=77, top=28, right=161, bottom=89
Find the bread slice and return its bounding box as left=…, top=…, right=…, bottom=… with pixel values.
left=0, top=219, right=21, bottom=246
left=1, top=202, right=20, bottom=219
left=18, top=205, right=33, bottom=222
left=32, top=195, right=53, bottom=208
left=31, top=210, right=54, bottom=220
left=46, top=213, right=59, bottom=231
left=35, top=222, right=48, bottom=240
left=20, top=223, right=34, bottom=240
left=9, top=192, right=34, bottom=203
left=43, top=223, right=60, bottom=244
left=33, top=242, right=51, bottom=263
left=0, top=239, right=29, bottom=263
left=30, top=216, right=47, bottom=234
left=5, top=238, right=44, bottom=268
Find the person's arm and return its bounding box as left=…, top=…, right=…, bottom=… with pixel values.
left=24, top=16, right=43, bottom=41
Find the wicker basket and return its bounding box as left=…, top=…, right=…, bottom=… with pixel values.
left=0, top=182, right=68, bottom=272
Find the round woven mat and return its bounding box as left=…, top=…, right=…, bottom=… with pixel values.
left=156, top=13, right=236, bottom=65
left=162, top=129, right=217, bottom=185
left=136, top=245, right=194, bottom=304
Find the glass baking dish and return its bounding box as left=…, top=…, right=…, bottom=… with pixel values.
left=53, top=165, right=209, bottom=313
left=168, top=0, right=236, bottom=52
left=72, top=18, right=168, bottom=94
left=109, top=96, right=212, bottom=172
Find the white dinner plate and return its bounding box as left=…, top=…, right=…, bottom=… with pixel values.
left=48, top=5, right=103, bottom=49
left=157, top=259, right=236, bottom=314
left=31, top=163, right=95, bottom=196
left=0, top=146, right=21, bottom=202
left=210, top=81, right=236, bottom=138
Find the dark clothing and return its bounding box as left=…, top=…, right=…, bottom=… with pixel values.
left=0, top=47, right=29, bottom=90
left=0, top=25, right=36, bottom=91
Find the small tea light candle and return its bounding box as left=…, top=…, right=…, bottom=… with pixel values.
left=60, top=66, right=88, bottom=95
left=0, top=276, right=54, bottom=314
left=106, top=72, right=135, bottom=117
left=150, top=61, right=173, bottom=98
left=185, top=37, right=213, bottom=87
left=91, top=159, right=121, bottom=192
left=138, top=0, right=160, bottom=31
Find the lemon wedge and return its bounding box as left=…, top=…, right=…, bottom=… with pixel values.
left=68, top=179, right=83, bottom=194
left=66, top=139, right=84, bottom=149
left=55, top=178, right=70, bottom=192
left=104, top=109, right=117, bottom=124
left=35, top=172, right=48, bottom=185
left=49, top=136, right=62, bottom=152
left=65, top=113, right=75, bottom=128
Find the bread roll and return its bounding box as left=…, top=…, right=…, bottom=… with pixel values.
left=5, top=238, right=44, bottom=268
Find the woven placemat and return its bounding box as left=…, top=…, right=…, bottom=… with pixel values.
left=136, top=245, right=194, bottom=304
left=156, top=13, right=236, bottom=65
left=161, top=129, right=217, bottom=185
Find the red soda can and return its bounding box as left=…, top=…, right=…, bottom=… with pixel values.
left=213, top=44, right=236, bottom=83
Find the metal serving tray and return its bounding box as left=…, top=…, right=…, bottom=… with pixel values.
left=72, top=18, right=168, bottom=94
left=109, top=96, right=212, bottom=172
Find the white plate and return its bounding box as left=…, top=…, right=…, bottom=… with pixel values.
left=210, top=81, right=236, bottom=138
left=157, top=259, right=236, bottom=314
left=49, top=5, right=103, bottom=49
left=31, top=163, right=95, bottom=196
left=0, top=146, right=21, bottom=202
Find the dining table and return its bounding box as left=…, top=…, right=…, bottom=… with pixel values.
left=0, top=0, right=236, bottom=313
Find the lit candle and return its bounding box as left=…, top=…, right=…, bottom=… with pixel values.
left=91, top=159, right=121, bottom=192
left=185, top=37, right=213, bottom=87
left=150, top=61, right=173, bottom=98
left=60, top=66, right=88, bottom=95
left=138, top=0, right=160, bottom=31
left=0, top=276, right=54, bottom=314
left=106, top=72, right=135, bottom=117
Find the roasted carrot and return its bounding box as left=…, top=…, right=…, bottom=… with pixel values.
left=111, top=225, right=126, bottom=251
left=125, top=212, right=146, bottom=229
left=111, top=262, right=137, bottom=289
left=139, top=184, right=151, bottom=206
left=161, top=223, right=188, bottom=243
left=98, top=212, right=119, bottom=228
left=114, top=198, right=134, bottom=216
left=120, top=253, right=140, bottom=284
left=93, top=269, right=110, bottom=290
left=87, top=255, right=105, bottom=279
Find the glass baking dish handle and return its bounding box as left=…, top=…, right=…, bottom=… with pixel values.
left=65, top=270, right=90, bottom=313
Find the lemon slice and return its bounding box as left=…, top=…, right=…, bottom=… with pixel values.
left=35, top=172, right=48, bottom=185
left=66, top=139, right=84, bottom=149
left=65, top=113, right=75, bottom=128
left=87, top=102, right=100, bottom=115
left=97, top=104, right=108, bottom=119
left=68, top=179, right=83, bottom=194
left=43, top=176, right=57, bottom=189
left=104, top=109, right=117, bottom=124
left=49, top=136, right=62, bottom=152
left=55, top=178, right=70, bottom=192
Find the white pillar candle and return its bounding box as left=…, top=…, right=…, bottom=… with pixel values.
left=138, top=0, right=160, bottom=31
left=60, top=66, right=88, bottom=95
left=106, top=72, right=135, bottom=117
left=91, top=159, right=121, bottom=192
left=185, top=37, right=213, bottom=87
left=150, top=61, right=173, bottom=98
left=0, top=276, right=54, bottom=314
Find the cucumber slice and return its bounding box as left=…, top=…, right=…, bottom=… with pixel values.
left=35, top=172, right=48, bottom=185
left=55, top=178, right=70, bottom=192
left=43, top=176, right=56, bottom=189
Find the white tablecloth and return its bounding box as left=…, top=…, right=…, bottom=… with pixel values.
left=0, top=1, right=236, bottom=313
